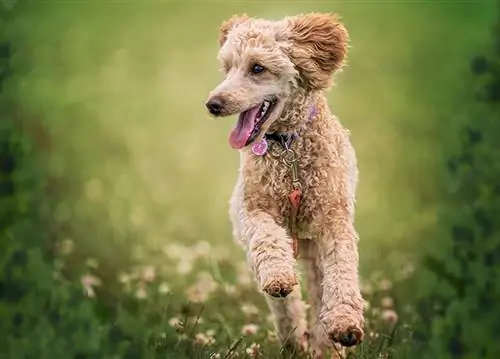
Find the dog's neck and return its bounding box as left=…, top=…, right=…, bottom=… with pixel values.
left=262, top=100, right=316, bottom=153
left=258, top=90, right=320, bottom=153
left=268, top=89, right=319, bottom=135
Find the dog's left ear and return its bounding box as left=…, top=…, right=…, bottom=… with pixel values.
left=284, top=13, right=349, bottom=90
left=218, top=14, right=250, bottom=47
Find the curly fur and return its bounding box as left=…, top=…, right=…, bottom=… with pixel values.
left=207, top=13, right=364, bottom=359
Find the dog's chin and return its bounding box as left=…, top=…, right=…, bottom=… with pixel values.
left=245, top=100, right=288, bottom=146
left=244, top=121, right=274, bottom=147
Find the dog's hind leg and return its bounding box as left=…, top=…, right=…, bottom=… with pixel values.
left=265, top=285, right=308, bottom=353
left=301, top=240, right=344, bottom=359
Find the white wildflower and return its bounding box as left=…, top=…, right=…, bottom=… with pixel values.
left=241, top=324, right=259, bottom=336
left=158, top=282, right=170, bottom=294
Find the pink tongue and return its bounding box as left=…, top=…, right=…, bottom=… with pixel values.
left=229, top=106, right=260, bottom=149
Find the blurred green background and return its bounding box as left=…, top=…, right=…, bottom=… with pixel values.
left=1, top=1, right=499, bottom=358
left=7, top=1, right=494, bottom=270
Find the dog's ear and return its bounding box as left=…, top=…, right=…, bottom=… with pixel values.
left=218, top=14, right=250, bottom=47
left=285, top=13, right=349, bottom=90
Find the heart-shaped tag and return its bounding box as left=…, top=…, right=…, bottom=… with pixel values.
left=251, top=138, right=269, bottom=156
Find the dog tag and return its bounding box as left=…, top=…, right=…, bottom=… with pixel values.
left=251, top=138, right=268, bottom=156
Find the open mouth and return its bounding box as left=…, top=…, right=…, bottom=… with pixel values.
left=229, top=97, right=278, bottom=149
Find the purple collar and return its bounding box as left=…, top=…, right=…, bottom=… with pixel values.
left=251, top=103, right=317, bottom=156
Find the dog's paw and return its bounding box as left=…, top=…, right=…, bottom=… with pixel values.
left=320, top=304, right=364, bottom=347
left=259, top=266, right=297, bottom=298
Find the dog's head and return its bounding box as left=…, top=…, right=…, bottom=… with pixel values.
left=205, top=13, right=349, bottom=150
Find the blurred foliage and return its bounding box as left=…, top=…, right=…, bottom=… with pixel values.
left=4, top=1, right=493, bottom=276
left=412, top=11, right=500, bottom=359
left=0, top=8, right=103, bottom=359
left=0, top=1, right=498, bottom=358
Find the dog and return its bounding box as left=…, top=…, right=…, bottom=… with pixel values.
left=206, top=13, right=364, bottom=358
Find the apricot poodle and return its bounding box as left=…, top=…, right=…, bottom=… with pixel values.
left=205, top=13, right=365, bottom=359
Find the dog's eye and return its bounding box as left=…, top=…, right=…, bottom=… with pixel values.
left=250, top=64, right=265, bottom=74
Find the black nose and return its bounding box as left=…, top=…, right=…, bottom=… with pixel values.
left=206, top=98, right=224, bottom=115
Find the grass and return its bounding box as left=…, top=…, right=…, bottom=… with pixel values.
left=2, top=1, right=496, bottom=357
left=72, top=240, right=415, bottom=358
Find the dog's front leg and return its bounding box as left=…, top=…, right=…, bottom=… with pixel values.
left=317, top=211, right=364, bottom=348
left=242, top=210, right=298, bottom=298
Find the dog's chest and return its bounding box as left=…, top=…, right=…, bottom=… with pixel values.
left=242, top=151, right=322, bottom=228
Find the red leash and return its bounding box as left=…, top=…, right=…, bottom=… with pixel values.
left=289, top=188, right=302, bottom=259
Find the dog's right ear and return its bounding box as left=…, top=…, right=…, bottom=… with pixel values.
left=218, top=14, right=250, bottom=47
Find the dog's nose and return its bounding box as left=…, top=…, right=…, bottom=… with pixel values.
left=206, top=98, right=224, bottom=115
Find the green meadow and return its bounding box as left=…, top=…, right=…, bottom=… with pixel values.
left=0, top=1, right=497, bottom=358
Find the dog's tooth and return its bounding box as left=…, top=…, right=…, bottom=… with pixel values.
left=257, top=100, right=271, bottom=120
left=262, top=102, right=269, bottom=113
